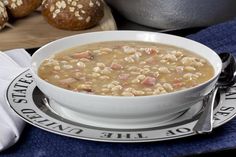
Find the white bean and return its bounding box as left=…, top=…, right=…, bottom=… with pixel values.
left=93, top=67, right=101, bottom=72
left=111, top=85, right=122, bottom=92
left=97, top=63, right=106, bottom=68
left=137, top=75, right=146, bottom=80
left=131, top=79, right=140, bottom=83
left=92, top=73, right=101, bottom=77
left=162, top=53, right=177, bottom=62
left=77, top=61, right=86, bottom=68
left=132, top=90, right=145, bottom=96
left=163, top=83, right=173, bottom=91
left=63, top=65, right=73, bottom=69
left=121, top=91, right=134, bottom=96
left=158, top=67, right=170, bottom=73
left=54, top=66, right=61, bottom=70
left=185, top=66, right=196, bottom=72
left=99, top=76, right=110, bottom=80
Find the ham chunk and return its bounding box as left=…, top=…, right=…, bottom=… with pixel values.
left=111, top=63, right=123, bottom=70
left=149, top=48, right=159, bottom=55
left=141, top=76, right=156, bottom=86
left=72, top=51, right=94, bottom=60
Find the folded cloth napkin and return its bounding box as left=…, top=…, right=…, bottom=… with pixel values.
left=0, top=49, right=31, bottom=151
left=1, top=19, right=236, bottom=157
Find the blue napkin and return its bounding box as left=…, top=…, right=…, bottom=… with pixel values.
left=2, top=19, right=236, bottom=157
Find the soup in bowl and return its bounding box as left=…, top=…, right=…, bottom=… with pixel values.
left=31, top=31, right=222, bottom=129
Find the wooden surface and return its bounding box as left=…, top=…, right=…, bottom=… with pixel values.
left=0, top=4, right=117, bottom=51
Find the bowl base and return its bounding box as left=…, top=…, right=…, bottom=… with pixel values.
left=47, top=98, right=202, bottom=129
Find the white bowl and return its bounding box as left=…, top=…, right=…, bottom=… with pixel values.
left=31, top=31, right=222, bottom=129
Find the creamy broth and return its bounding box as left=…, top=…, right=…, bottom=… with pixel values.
left=38, top=41, right=214, bottom=96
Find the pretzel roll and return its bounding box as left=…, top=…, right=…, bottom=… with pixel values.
left=4, top=0, right=42, bottom=18
left=41, top=0, right=104, bottom=30
left=0, top=1, right=8, bottom=30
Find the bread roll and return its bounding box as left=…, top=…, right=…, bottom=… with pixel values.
left=41, top=0, right=104, bottom=30
left=4, top=0, right=42, bottom=18
left=0, top=1, right=8, bottom=30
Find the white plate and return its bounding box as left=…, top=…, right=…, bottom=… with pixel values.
left=6, top=69, right=236, bottom=142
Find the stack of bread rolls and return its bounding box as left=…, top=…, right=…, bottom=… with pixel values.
left=0, top=0, right=104, bottom=31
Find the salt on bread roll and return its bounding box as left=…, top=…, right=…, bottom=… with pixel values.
left=3, top=0, right=42, bottom=18
left=0, top=1, right=8, bottom=30
left=41, top=0, right=104, bottom=30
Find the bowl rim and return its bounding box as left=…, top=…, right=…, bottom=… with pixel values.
left=31, top=30, right=222, bottom=99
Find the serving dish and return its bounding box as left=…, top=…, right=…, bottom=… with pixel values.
left=6, top=69, right=236, bottom=142
left=30, top=31, right=222, bottom=129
